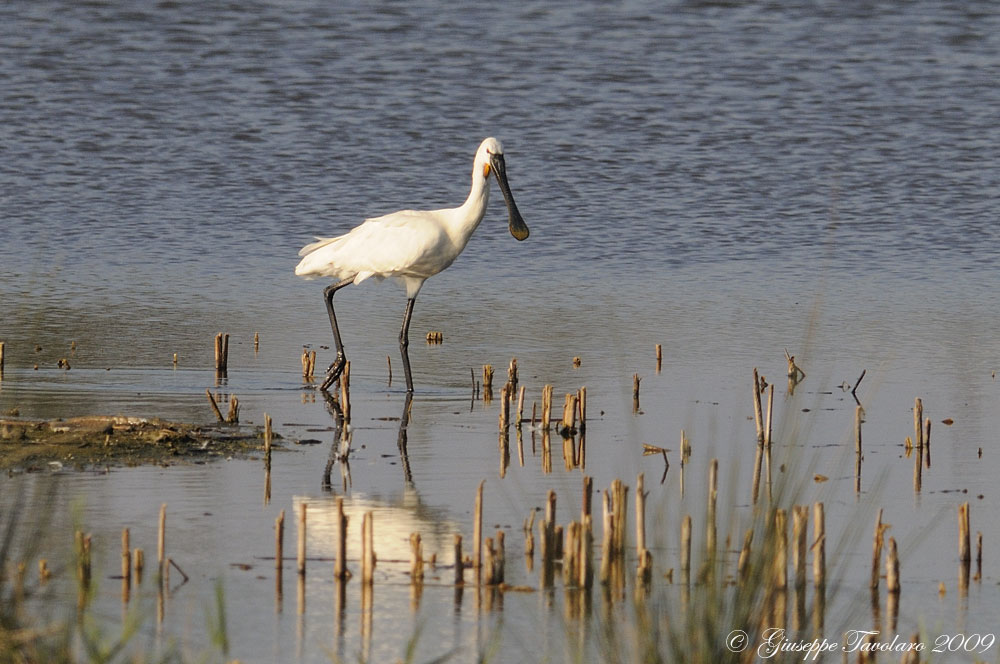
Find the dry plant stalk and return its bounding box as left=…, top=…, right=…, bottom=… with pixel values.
left=205, top=389, right=225, bottom=423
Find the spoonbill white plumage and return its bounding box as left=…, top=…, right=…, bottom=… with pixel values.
left=295, top=137, right=530, bottom=393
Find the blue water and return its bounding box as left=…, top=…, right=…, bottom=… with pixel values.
left=3, top=2, right=1000, bottom=662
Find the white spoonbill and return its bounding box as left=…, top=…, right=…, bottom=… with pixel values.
left=295, top=137, right=530, bottom=393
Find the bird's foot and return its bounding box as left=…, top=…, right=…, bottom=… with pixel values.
left=320, top=353, right=346, bottom=391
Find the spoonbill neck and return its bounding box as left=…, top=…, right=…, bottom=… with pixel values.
left=450, top=162, right=491, bottom=238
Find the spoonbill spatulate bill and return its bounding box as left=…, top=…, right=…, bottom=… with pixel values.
left=295, top=137, right=530, bottom=393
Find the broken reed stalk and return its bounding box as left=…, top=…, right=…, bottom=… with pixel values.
left=482, top=365, right=494, bottom=401
left=578, top=386, right=587, bottom=431
left=580, top=515, right=594, bottom=589
left=812, top=502, right=826, bottom=589
left=599, top=494, right=615, bottom=585
left=297, top=502, right=307, bottom=577
left=507, top=357, right=518, bottom=393
left=121, top=528, right=131, bottom=597
left=563, top=522, right=580, bottom=587
left=453, top=534, right=464, bottom=585
left=205, top=389, right=225, bottom=423
left=680, top=515, right=692, bottom=585
left=774, top=509, right=788, bottom=590
left=559, top=392, right=578, bottom=436
left=632, top=373, right=640, bottom=412
left=214, top=333, right=229, bottom=372
left=0, top=341, right=5, bottom=374
left=977, top=532, right=983, bottom=581
left=226, top=395, right=240, bottom=424
left=707, top=459, right=718, bottom=560
left=738, top=528, right=754, bottom=581
left=523, top=511, right=535, bottom=559
left=361, top=511, right=375, bottom=585
left=855, top=405, right=863, bottom=493
left=474, top=481, right=484, bottom=578
left=959, top=502, right=971, bottom=563
left=157, top=504, right=166, bottom=580
left=886, top=536, right=900, bottom=594
left=276, top=509, right=285, bottom=575
left=254, top=331, right=259, bottom=353
left=335, top=498, right=348, bottom=580
left=655, top=344, right=662, bottom=372
left=914, top=398, right=924, bottom=449
left=924, top=417, right=932, bottom=467
left=793, top=506, right=808, bottom=589
left=498, top=384, right=510, bottom=431
left=765, top=383, right=774, bottom=448
left=301, top=348, right=316, bottom=380
left=134, top=549, right=144, bottom=584
left=636, top=473, right=652, bottom=584
left=611, top=479, right=628, bottom=556
left=493, top=530, right=505, bottom=584
left=541, top=384, right=553, bottom=430
left=516, top=386, right=526, bottom=426
left=752, top=368, right=765, bottom=446
left=410, top=533, right=424, bottom=583
left=870, top=509, right=884, bottom=591
left=540, top=490, right=556, bottom=587
left=264, top=413, right=273, bottom=466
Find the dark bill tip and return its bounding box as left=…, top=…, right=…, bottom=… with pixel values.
left=491, top=152, right=529, bottom=241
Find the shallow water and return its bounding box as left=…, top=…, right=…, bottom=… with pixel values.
left=3, top=1, right=1000, bottom=661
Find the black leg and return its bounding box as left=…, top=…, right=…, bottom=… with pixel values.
left=399, top=297, right=416, bottom=392
left=320, top=278, right=354, bottom=391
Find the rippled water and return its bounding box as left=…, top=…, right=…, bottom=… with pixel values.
left=3, top=1, right=1000, bottom=662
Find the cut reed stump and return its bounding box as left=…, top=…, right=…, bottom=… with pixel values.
left=636, top=473, right=652, bottom=585
left=541, top=385, right=553, bottom=431
left=959, top=502, right=971, bottom=580
left=297, top=502, right=307, bottom=577
left=335, top=498, right=349, bottom=580
left=361, top=511, right=375, bottom=585
left=680, top=515, right=692, bottom=586
left=773, top=509, right=788, bottom=590
left=792, top=506, right=808, bottom=590
left=410, top=533, right=425, bottom=583
left=453, top=534, right=464, bottom=585
left=559, top=392, right=578, bottom=437
left=226, top=395, right=240, bottom=424
left=812, top=502, right=826, bottom=589
left=121, top=528, right=131, bottom=601
left=157, top=504, right=167, bottom=581
left=752, top=368, right=765, bottom=447
left=474, top=481, right=485, bottom=579
left=301, top=348, right=316, bottom=381
left=275, top=509, right=285, bottom=576
left=886, top=536, right=900, bottom=594
left=482, top=365, right=494, bottom=402
left=214, top=333, right=229, bottom=373
left=870, top=509, right=886, bottom=591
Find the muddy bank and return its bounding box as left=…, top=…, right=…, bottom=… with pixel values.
left=0, top=416, right=275, bottom=471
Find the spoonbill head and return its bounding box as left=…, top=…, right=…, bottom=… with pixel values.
left=295, top=137, right=530, bottom=392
